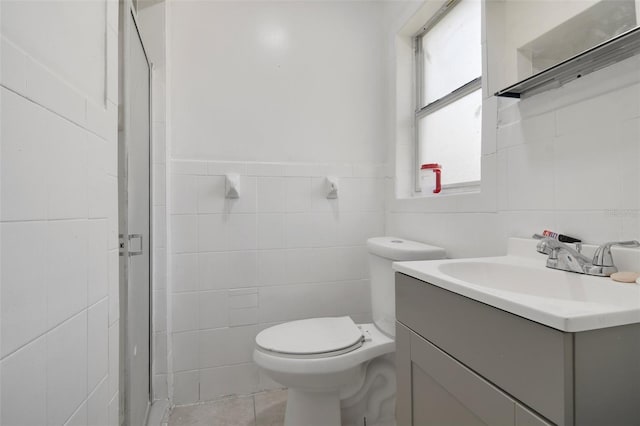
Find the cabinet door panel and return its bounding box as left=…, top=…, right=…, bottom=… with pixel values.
left=516, top=404, right=553, bottom=426
left=410, top=331, right=515, bottom=426
left=413, top=364, right=489, bottom=426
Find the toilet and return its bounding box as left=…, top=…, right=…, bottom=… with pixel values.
left=253, top=237, right=446, bottom=426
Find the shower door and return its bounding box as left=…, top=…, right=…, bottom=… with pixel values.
left=120, top=5, right=151, bottom=426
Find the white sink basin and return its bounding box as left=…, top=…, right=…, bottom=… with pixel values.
left=393, top=238, right=640, bottom=332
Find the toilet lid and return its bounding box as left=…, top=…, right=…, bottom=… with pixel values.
left=256, top=316, right=364, bottom=357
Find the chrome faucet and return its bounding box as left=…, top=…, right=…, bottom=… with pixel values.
left=533, top=235, right=640, bottom=277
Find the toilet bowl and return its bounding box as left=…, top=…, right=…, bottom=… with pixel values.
left=253, top=237, right=446, bottom=426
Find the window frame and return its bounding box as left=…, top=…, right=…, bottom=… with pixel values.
left=413, top=0, right=483, bottom=193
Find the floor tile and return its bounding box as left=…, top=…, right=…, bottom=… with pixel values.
left=169, top=396, right=256, bottom=426
left=255, top=389, right=287, bottom=426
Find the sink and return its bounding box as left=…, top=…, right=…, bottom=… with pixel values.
left=438, top=261, right=587, bottom=301
left=393, top=238, right=640, bottom=332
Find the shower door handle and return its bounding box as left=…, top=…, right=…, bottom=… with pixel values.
left=128, top=234, right=144, bottom=256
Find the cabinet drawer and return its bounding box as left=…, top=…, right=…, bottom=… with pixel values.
left=410, top=329, right=515, bottom=426
left=396, top=273, right=572, bottom=425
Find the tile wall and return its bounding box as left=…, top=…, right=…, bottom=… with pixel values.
left=168, top=160, right=385, bottom=403
left=0, top=1, right=120, bottom=424
left=386, top=33, right=640, bottom=258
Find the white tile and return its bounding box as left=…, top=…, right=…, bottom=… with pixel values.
left=171, top=253, right=199, bottom=292
left=199, top=326, right=257, bottom=369
left=257, top=177, right=287, bottom=213
left=170, top=215, right=198, bottom=253
left=1, top=88, right=48, bottom=221
left=228, top=288, right=258, bottom=309
left=284, top=213, right=313, bottom=248
left=173, top=371, right=199, bottom=404
left=153, top=248, right=168, bottom=291
left=153, top=290, right=168, bottom=333
left=197, top=175, right=226, bottom=213
left=308, top=213, right=338, bottom=247
left=617, top=118, right=640, bottom=210
left=1, top=36, right=27, bottom=93
left=199, top=364, right=259, bottom=400
left=172, top=331, right=199, bottom=372
left=106, top=177, right=119, bottom=249
left=229, top=308, right=259, bottom=327
left=88, top=377, right=109, bottom=426
left=208, top=161, right=248, bottom=176
left=170, top=174, right=198, bottom=214
left=335, top=212, right=384, bottom=247
left=88, top=219, right=109, bottom=304
left=108, top=392, right=119, bottom=426
left=152, top=374, right=169, bottom=401
left=46, top=119, right=88, bottom=219
left=152, top=122, right=166, bottom=164
left=247, top=162, right=286, bottom=177
left=153, top=205, right=167, bottom=248
left=334, top=246, right=368, bottom=281
left=86, top=100, right=117, bottom=144
left=257, top=250, right=288, bottom=286
left=285, top=177, right=312, bottom=212
left=199, top=290, right=229, bottom=330
left=172, top=160, right=207, bottom=175
left=506, top=141, right=555, bottom=211
left=46, top=220, right=88, bottom=328
left=25, top=56, right=85, bottom=126
left=0, top=337, right=47, bottom=426
left=65, top=401, right=87, bottom=426
left=554, top=128, right=622, bottom=210
left=199, top=251, right=258, bottom=290
left=106, top=27, right=118, bottom=104
left=172, top=292, right=200, bottom=332
left=496, top=112, right=555, bottom=150
left=153, top=164, right=167, bottom=206
left=88, top=134, right=110, bottom=219
left=108, top=321, right=119, bottom=398
left=556, top=84, right=640, bottom=137
left=153, top=333, right=168, bottom=375
left=108, top=249, right=119, bottom=325
left=257, top=213, right=286, bottom=249
left=88, top=299, right=109, bottom=392
left=198, top=214, right=257, bottom=252
left=1, top=222, right=48, bottom=357
left=47, top=312, right=88, bottom=426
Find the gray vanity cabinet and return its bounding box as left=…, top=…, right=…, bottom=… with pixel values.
left=395, top=273, right=640, bottom=426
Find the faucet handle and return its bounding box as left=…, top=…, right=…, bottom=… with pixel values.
left=592, top=240, right=640, bottom=267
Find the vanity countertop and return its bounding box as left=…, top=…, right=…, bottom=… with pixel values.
left=393, top=238, right=640, bottom=332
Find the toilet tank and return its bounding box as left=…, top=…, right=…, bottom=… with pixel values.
left=367, top=237, right=446, bottom=337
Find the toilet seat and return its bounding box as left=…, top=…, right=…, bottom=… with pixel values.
left=255, top=316, right=364, bottom=359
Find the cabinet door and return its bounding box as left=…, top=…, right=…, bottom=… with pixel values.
left=397, top=322, right=516, bottom=426
left=516, top=404, right=553, bottom=426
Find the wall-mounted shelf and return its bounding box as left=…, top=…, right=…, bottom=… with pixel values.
left=495, top=25, right=640, bottom=98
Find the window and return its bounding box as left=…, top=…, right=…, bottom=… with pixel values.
left=415, top=0, right=482, bottom=191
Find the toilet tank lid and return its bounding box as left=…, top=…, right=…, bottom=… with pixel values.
left=367, top=237, right=446, bottom=261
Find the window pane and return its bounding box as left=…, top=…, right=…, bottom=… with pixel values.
left=418, top=88, right=482, bottom=186
left=421, top=0, right=481, bottom=106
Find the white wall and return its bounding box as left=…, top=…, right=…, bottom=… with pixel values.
left=0, top=1, right=120, bottom=425
left=385, top=2, right=640, bottom=259
left=167, top=0, right=388, bottom=403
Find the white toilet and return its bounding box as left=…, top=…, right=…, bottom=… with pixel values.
left=253, top=237, right=446, bottom=426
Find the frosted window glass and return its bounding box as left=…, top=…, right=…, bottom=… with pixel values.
left=419, top=89, right=482, bottom=185
left=421, top=0, right=481, bottom=105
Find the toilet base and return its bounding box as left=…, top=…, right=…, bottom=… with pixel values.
left=285, top=388, right=341, bottom=426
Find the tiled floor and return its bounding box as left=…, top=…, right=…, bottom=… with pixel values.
left=167, top=389, right=287, bottom=426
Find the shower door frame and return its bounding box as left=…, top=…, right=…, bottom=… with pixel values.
left=119, top=1, right=154, bottom=425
